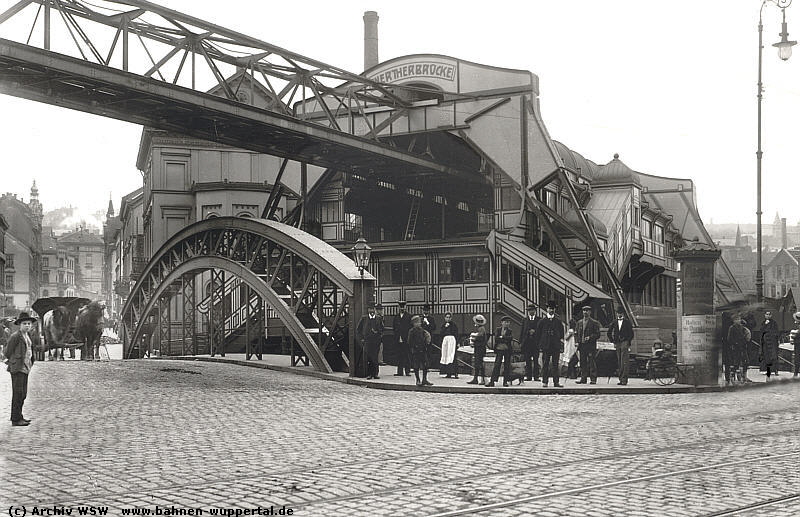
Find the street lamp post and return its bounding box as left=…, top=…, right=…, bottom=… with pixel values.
left=756, top=0, right=796, bottom=302
left=350, top=237, right=372, bottom=377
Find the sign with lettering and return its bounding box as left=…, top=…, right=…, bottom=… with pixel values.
left=681, top=261, right=715, bottom=315
left=369, top=61, right=456, bottom=84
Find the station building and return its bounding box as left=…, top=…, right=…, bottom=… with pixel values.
left=116, top=13, right=740, bottom=355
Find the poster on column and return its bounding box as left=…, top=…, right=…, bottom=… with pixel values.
left=681, top=314, right=716, bottom=365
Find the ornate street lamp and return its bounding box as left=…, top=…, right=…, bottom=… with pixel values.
left=351, top=237, right=372, bottom=277
left=756, top=0, right=794, bottom=302
left=774, top=7, right=798, bottom=60
left=350, top=236, right=372, bottom=378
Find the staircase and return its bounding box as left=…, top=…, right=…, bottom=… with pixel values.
left=405, top=194, right=422, bottom=240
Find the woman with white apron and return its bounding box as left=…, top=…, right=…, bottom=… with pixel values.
left=440, top=312, right=459, bottom=378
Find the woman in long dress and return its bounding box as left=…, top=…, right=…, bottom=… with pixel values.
left=440, top=312, right=459, bottom=378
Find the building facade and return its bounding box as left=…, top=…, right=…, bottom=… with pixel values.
left=124, top=20, right=740, bottom=354
left=764, top=248, right=800, bottom=299
left=58, top=226, right=105, bottom=300
left=40, top=227, right=79, bottom=298
left=0, top=186, right=42, bottom=316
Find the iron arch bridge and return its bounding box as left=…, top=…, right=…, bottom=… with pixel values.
left=119, top=217, right=373, bottom=373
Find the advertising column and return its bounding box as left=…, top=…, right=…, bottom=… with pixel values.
left=674, top=241, right=721, bottom=386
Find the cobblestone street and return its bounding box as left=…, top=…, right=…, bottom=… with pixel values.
left=2, top=359, right=800, bottom=516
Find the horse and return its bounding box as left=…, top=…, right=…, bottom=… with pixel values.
left=75, top=301, right=105, bottom=360
left=43, top=306, right=72, bottom=360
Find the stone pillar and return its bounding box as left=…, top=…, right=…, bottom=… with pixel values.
left=674, top=241, right=722, bottom=386
left=349, top=277, right=375, bottom=377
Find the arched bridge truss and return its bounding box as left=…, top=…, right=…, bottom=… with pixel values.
left=120, top=217, right=371, bottom=373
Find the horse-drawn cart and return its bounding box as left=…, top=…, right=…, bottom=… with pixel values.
left=33, top=296, right=107, bottom=360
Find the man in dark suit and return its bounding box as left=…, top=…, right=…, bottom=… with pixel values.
left=536, top=301, right=565, bottom=388
left=5, top=312, right=37, bottom=426
left=575, top=305, right=601, bottom=384
left=520, top=303, right=540, bottom=381
left=393, top=301, right=413, bottom=376
left=356, top=302, right=384, bottom=379
left=607, top=306, right=635, bottom=385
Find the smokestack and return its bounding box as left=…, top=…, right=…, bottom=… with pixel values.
left=363, top=11, right=379, bottom=71
left=782, top=217, right=788, bottom=249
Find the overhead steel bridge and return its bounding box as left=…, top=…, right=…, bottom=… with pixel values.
left=0, top=0, right=479, bottom=183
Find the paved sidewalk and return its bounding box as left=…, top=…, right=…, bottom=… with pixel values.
left=166, top=353, right=800, bottom=395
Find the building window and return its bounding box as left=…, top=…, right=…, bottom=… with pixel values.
left=344, top=213, right=362, bottom=233
left=59, top=258, right=64, bottom=268
left=545, top=190, right=557, bottom=212
left=6, top=255, right=13, bottom=268
left=438, top=257, right=489, bottom=283
left=500, top=259, right=527, bottom=297
left=320, top=201, right=339, bottom=223
left=642, top=219, right=652, bottom=239
left=58, top=272, right=65, bottom=284
left=42, top=272, right=49, bottom=284
left=5, top=275, right=13, bottom=290
left=42, top=257, right=49, bottom=267
left=378, top=260, right=427, bottom=286
left=500, top=186, right=520, bottom=211
left=42, top=289, right=49, bottom=297
left=654, top=224, right=664, bottom=243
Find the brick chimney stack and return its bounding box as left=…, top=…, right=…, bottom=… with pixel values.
left=363, top=11, right=379, bottom=71
left=782, top=217, right=788, bottom=249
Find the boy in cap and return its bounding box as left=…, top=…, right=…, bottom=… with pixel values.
left=408, top=315, right=433, bottom=386
left=575, top=305, right=601, bottom=384
left=467, top=314, right=488, bottom=385
left=536, top=301, right=565, bottom=388
left=487, top=315, right=514, bottom=387
left=4, top=312, right=37, bottom=426
left=607, top=306, right=635, bottom=385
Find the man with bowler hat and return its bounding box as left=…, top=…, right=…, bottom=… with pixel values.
left=420, top=303, right=437, bottom=337
left=537, top=301, right=564, bottom=388
left=520, top=303, right=540, bottom=381
left=4, top=312, right=37, bottom=426
left=607, top=306, right=635, bottom=385
left=575, top=305, right=601, bottom=384
left=393, top=301, right=413, bottom=376
left=356, top=302, right=384, bottom=379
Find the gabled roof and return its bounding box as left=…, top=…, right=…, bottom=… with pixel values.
left=765, top=248, right=799, bottom=269
left=58, top=229, right=104, bottom=246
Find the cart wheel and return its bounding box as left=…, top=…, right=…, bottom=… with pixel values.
left=654, top=364, right=678, bottom=386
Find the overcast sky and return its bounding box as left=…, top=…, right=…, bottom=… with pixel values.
left=1, top=0, right=798, bottom=226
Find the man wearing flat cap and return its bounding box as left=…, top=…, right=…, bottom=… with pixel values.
left=4, top=312, right=38, bottom=426
left=356, top=302, right=384, bottom=379
left=607, top=306, right=634, bottom=385
left=486, top=315, right=513, bottom=387
left=575, top=305, right=601, bottom=384
left=520, top=303, right=540, bottom=381
left=536, top=301, right=565, bottom=388
left=393, top=301, right=413, bottom=376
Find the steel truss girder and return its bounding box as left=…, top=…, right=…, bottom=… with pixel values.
left=120, top=217, right=370, bottom=372
left=0, top=39, right=470, bottom=181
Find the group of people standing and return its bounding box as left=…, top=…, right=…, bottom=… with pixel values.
left=358, top=299, right=637, bottom=388
left=723, top=309, right=800, bottom=385
left=468, top=301, right=634, bottom=388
